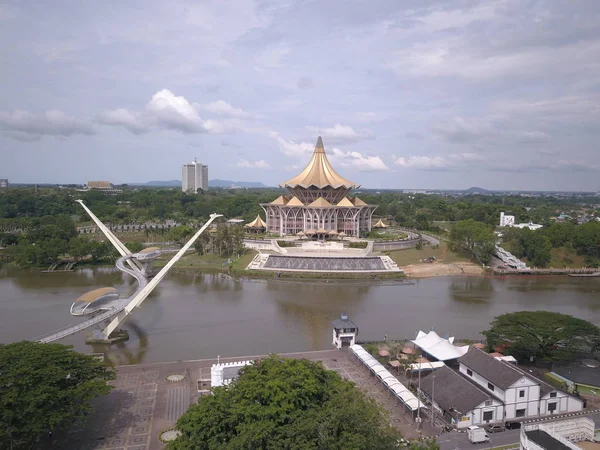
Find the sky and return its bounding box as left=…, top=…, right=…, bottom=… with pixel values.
left=1, top=0, right=599, bottom=191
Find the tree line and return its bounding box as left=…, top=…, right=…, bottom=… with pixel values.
left=1, top=187, right=597, bottom=229
left=502, top=221, right=600, bottom=267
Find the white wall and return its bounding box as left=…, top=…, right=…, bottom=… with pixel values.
left=539, top=392, right=583, bottom=415
left=505, top=378, right=540, bottom=419
left=459, top=363, right=507, bottom=399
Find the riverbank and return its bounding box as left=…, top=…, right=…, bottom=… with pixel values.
left=403, top=261, right=483, bottom=277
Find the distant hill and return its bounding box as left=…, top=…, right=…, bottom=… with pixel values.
left=138, top=179, right=268, bottom=188
left=142, top=180, right=181, bottom=187
left=209, top=179, right=267, bottom=188
left=463, top=186, right=490, bottom=194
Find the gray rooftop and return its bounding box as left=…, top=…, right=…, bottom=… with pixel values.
left=459, top=347, right=523, bottom=390
left=525, top=430, right=571, bottom=450
left=331, top=314, right=358, bottom=330
left=420, top=365, right=493, bottom=416
left=554, top=361, right=600, bottom=388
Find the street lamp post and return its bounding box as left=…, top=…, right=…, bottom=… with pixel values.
left=416, top=365, right=422, bottom=429
left=431, top=373, right=436, bottom=425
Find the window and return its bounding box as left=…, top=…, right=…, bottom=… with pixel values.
left=516, top=409, right=526, bottom=418
left=483, top=411, right=493, bottom=422
left=550, top=392, right=557, bottom=398
left=484, top=400, right=493, bottom=406
left=487, top=382, right=495, bottom=391
left=519, top=390, right=525, bottom=398
left=467, top=369, right=473, bottom=377
left=548, top=402, right=557, bottom=413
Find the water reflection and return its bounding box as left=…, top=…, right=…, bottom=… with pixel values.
left=95, top=320, right=149, bottom=366
left=268, top=279, right=370, bottom=349
left=5, top=267, right=600, bottom=364
left=450, top=277, right=494, bottom=304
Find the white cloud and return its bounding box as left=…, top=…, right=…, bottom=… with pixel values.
left=432, top=117, right=493, bottom=143
left=394, top=153, right=484, bottom=170
left=255, top=42, right=290, bottom=71
left=329, top=148, right=389, bottom=172
left=98, top=89, right=255, bottom=135
left=355, top=111, right=378, bottom=122
left=0, top=4, right=18, bottom=21
left=271, top=133, right=314, bottom=158
left=236, top=159, right=271, bottom=169
left=306, top=124, right=374, bottom=144
left=203, top=100, right=254, bottom=119
left=297, top=76, right=315, bottom=89
left=0, top=110, right=94, bottom=140
left=96, top=108, right=148, bottom=134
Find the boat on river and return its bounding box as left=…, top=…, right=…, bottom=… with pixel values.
left=568, top=272, right=600, bottom=277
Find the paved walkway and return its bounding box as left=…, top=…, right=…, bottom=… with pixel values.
left=47, top=350, right=434, bottom=449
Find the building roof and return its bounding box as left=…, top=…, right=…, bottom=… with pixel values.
left=308, top=197, right=332, bottom=207
left=279, top=137, right=360, bottom=189
left=374, top=219, right=389, bottom=228
left=351, top=196, right=368, bottom=206
left=76, top=287, right=118, bottom=303
left=331, top=314, right=357, bottom=330
left=525, top=430, right=572, bottom=450
left=337, top=197, right=355, bottom=207
left=245, top=215, right=266, bottom=228
left=554, top=362, right=600, bottom=388
left=412, top=330, right=469, bottom=361
left=420, top=365, right=493, bottom=416
left=87, top=181, right=113, bottom=189
left=139, top=246, right=160, bottom=254
left=286, top=196, right=304, bottom=206
left=459, top=346, right=523, bottom=389
left=270, top=195, right=288, bottom=205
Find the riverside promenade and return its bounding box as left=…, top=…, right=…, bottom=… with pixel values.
left=49, top=349, right=434, bottom=450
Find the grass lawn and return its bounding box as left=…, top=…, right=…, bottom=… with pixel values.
left=384, top=241, right=472, bottom=266
left=154, top=252, right=229, bottom=271
left=86, top=231, right=169, bottom=243
left=549, top=247, right=586, bottom=268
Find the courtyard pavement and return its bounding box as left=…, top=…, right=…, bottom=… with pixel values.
left=45, top=349, right=435, bottom=449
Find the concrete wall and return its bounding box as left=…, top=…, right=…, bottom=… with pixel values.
left=539, top=392, right=583, bottom=415
left=505, top=379, right=540, bottom=420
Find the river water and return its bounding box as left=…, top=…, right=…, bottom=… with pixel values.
left=1, top=267, right=600, bottom=365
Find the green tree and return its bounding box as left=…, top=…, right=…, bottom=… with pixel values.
left=482, top=311, right=600, bottom=362
left=0, top=341, right=114, bottom=449
left=125, top=241, right=144, bottom=253
left=449, top=219, right=494, bottom=264
left=169, top=356, right=403, bottom=450
left=168, top=225, right=194, bottom=246
left=69, top=236, right=93, bottom=260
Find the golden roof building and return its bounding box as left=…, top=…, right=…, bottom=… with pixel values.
left=261, top=137, right=377, bottom=237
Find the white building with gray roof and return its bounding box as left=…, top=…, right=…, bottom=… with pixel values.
left=458, top=347, right=583, bottom=422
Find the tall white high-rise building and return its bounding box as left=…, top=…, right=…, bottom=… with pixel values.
left=182, top=159, right=208, bottom=193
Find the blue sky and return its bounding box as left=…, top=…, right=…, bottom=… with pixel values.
left=1, top=0, right=599, bottom=190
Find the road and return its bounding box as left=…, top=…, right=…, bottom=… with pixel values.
left=438, top=411, right=600, bottom=449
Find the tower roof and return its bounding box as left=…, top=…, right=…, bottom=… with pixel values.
left=245, top=215, right=266, bottom=228
left=279, top=137, right=360, bottom=189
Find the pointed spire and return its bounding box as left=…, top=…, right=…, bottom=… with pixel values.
left=314, top=136, right=325, bottom=153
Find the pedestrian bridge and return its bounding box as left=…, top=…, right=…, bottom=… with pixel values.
left=35, top=201, right=222, bottom=343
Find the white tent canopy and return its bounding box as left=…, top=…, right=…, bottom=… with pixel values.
left=349, top=344, right=424, bottom=412
left=411, top=330, right=469, bottom=361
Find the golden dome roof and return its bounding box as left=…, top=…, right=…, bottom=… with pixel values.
left=279, top=137, right=360, bottom=189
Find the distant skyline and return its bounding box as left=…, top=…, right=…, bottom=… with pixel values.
left=1, top=0, right=600, bottom=191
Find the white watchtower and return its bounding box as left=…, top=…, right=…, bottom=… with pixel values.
left=331, top=313, right=358, bottom=349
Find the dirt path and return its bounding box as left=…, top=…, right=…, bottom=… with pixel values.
left=402, top=261, right=483, bottom=278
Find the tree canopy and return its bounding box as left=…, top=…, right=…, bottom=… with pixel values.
left=449, top=219, right=495, bottom=264
left=482, top=311, right=600, bottom=361
left=169, top=355, right=433, bottom=450
left=0, top=341, right=114, bottom=450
